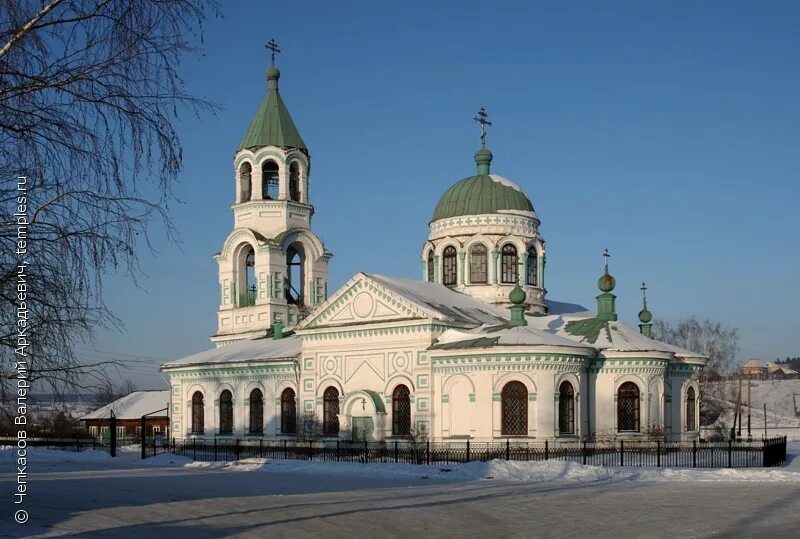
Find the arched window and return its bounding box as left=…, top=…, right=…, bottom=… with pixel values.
left=323, top=386, right=340, bottom=436
left=501, top=244, right=518, bottom=284
left=249, top=388, right=263, bottom=434
left=289, top=162, right=300, bottom=201
left=262, top=161, right=279, bottom=199
left=392, top=385, right=411, bottom=436
left=617, top=382, right=640, bottom=432
left=558, top=381, right=575, bottom=435
left=526, top=246, right=538, bottom=286
left=501, top=381, right=528, bottom=435
left=281, top=388, right=297, bottom=434
left=469, top=244, right=488, bottom=284
left=241, top=246, right=256, bottom=307
left=426, top=250, right=435, bottom=282
left=191, top=392, right=204, bottom=434
left=219, top=390, right=233, bottom=434
left=285, top=243, right=304, bottom=305
left=239, top=162, right=252, bottom=202
left=686, top=387, right=697, bottom=432
left=442, top=246, right=457, bottom=287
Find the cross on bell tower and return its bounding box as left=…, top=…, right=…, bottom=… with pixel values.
left=473, top=107, right=492, bottom=147
left=266, top=38, right=281, bottom=65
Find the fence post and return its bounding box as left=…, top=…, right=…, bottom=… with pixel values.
left=259, top=439, right=263, bottom=459
left=394, top=440, right=399, bottom=463
left=235, top=438, right=240, bottom=461
left=309, top=440, right=313, bottom=461
left=172, top=437, right=175, bottom=455
left=619, top=439, right=624, bottom=467
left=657, top=440, right=661, bottom=468
left=192, top=437, right=196, bottom=461
left=284, top=439, right=288, bottom=460
left=582, top=440, right=587, bottom=465
left=692, top=439, right=697, bottom=468
left=214, top=437, right=218, bottom=461
left=337, top=440, right=340, bottom=462
left=728, top=439, right=732, bottom=468
left=506, top=439, right=510, bottom=461
left=545, top=440, right=549, bottom=461
left=466, top=440, right=470, bottom=463
left=426, top=441, right=430, bottom=465
left=364, top=440, right=368, bottom=464
left=152, top=435, right=156, bottom=457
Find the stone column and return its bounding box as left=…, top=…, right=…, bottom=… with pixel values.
left=491, top=250, right=499, bottom=284
left=252, top=165, right=264, bottom=201
left=458, top=251, right=466, bottom=286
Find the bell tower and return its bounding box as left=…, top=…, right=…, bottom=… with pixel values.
left=212, top=42, right=332, bottom=346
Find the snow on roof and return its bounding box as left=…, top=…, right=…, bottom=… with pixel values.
left=433, top=323, right=596, bottom=352
left=161, top=335, right=302, bottom=369
left=743, top=359, right=765, bottom=368
left=82, top=390, right=170, bottom=420
left=366, top=274, right=509, bottom=326
left=488, top=174, right=524, bottom=192
left=524, top=312, right=706, bottom=360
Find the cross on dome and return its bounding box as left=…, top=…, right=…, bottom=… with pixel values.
left=473, top=107, right=492, bottom=147
left=266, top=38, right=281, bottom=65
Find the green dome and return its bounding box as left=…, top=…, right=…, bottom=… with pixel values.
left=597, top=270, right=616, bottom=293
left=432, top=174, right=534, bottom=222
left=509, top=284, right=526, bottom=305
left=638, top=307, right=653, bottom=324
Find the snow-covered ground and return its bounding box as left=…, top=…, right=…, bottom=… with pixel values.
left=4, top=441, right=800, bottom=482
left=2, top=444, right=800, bottom=537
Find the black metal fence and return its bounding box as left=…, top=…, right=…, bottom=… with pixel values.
left=0, top=436, right=102, bottom=452
left=157, top=436, right=788, bottom=469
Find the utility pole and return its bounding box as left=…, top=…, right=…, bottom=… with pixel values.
left=736, top=375, right=742, bottom=439
left=747, top=377, right=752, bottom=439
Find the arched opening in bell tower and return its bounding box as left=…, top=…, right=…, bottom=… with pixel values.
left=285, top=243, right=305, bottom=306
left=262, top=161, right=280, bottom=200
left=234, top=244, right=257, bottom=307
left=239, top=162, right=252, bottom=202
left=289, top=162, right=300, bottom=202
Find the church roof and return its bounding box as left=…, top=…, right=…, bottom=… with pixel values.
left=366, top=274, right=509, bottom=326
left=161, top=335, right=302, bottom=369
left=238, top=67, right=306, bottom=151
left=525, top=312, right=706, bottom=360
left=431, top=323, right=596, bottom=353
left=432, top=174, right=535, bottom=222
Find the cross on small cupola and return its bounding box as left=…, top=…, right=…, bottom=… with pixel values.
left=266, top=38, right=281, bottom=66
left=603, top=248, right=611, bottom=269
left=473, top=107, right=492, bottom=147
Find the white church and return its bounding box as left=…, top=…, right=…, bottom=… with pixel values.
left=161, top=55, right=705, bottom=444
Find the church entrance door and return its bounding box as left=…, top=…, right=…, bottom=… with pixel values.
left=351, top=417, right=374, bottom=442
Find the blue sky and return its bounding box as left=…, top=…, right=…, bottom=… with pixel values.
left=84, top=1, right=800, bottom=387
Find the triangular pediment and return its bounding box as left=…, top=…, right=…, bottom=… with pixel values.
left=296, top=273, right=432, bottom=330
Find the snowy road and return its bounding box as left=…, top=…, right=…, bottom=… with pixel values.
left=2, top=447, right=799, bottom=538
left=2, top=458, right=800, bottom=538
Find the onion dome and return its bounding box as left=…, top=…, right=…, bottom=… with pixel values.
left=508, top=284, right=528, bottom=327
left=597, top=266, right=616, bottom=293
left=509, top=284, right=526, bottom=305
left=431, top=148, right=535, bottom=222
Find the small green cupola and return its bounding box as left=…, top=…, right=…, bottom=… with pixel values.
left=638, top=281, right=653, bottom=337
left=508, top=284, right=528, bottom=326
left=238, top=46, right=306, bottom=152
left=596, top=248, right=618, bottom=321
